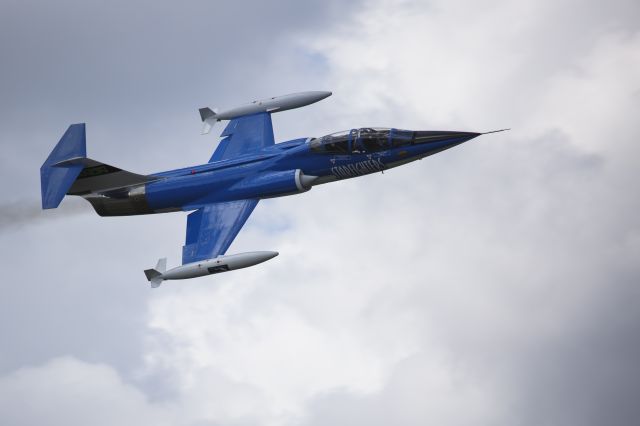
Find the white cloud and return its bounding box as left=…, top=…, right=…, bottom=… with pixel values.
left=136, top=1, right=640, bottom=425
left=2, top=1, right=639, bottom=425
left=533, top=31, right=640, bottom=158
left=142, top=264, right=421, bottom=423
left=0, top=358, right=172, bottom=426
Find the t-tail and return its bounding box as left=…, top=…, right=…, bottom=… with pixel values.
left=144, top=258, right=166, bottom=288
left=40, top=123, right=156, bottom=212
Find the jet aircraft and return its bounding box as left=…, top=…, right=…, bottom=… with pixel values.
left=40, top=91, right=505, bottom=287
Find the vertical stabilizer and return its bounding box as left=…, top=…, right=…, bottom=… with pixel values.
left=156, top=258, right=167, bottom=273
left=40, top=124, right=87, bottom=209
left=199, top=108, right=218, bottom=135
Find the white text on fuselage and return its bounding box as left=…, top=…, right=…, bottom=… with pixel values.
left=331, top=158, right=385, bottom=179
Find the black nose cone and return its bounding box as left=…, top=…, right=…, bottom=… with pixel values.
left=412, top=131, right=481, bottom=145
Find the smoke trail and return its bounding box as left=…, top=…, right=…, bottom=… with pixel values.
left=0, top=198, right=91, bottom=232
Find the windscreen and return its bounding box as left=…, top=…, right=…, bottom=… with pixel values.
left=311, top=128, right=419, bottom=153
left=310, top=129, right=478, bottom=154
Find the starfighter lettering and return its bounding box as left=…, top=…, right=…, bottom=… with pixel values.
left=331, top=158, right=385, bottom=179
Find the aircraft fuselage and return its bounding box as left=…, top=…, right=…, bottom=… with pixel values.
left=84, top=128, right=480, bottom=216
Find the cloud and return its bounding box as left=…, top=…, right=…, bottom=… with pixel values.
left=1, top=0, right=639, bottom=425
left=0, top=357, right=172, bottom=426
left=280, top=1, right=640, bottom=425
left=301, top=353, right=502, bottom=426
left=138, top=1, right=640, bottom=425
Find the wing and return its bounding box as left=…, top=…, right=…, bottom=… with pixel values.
left=209, top=112, right=275, bottom=162
left=182, top=199, right=259, bottom=264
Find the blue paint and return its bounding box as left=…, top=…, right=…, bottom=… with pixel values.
left=40, top=123, right=86, bottom=209
left=182, top=200, right=258, bottom=263
left=41, top=116, right=488, bottom=265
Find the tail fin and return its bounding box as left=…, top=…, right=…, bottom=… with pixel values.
left=155, top=258, right=167, bottom=273
left=144, top=258, right=166, bottom=288
left=199, top=107, right=219, bottom=135
left=41, top=124, right=156, bottom=210
left=40, top=124, right=87, bottom=209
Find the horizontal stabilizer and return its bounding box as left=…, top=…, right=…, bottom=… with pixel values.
left=144, top=268, right=162, bottom=281
left=59, top=157, right=156, bottom=195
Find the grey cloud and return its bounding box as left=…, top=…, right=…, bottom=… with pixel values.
left=0, top=0, right=358, bottom=401
left=296, top=131, right=640, bottom=426
left=507, top=281, right=640, bottom=426
left=1, top=0, right=639, bottom=425
left=0, top=0, right=356, bottom=201
left=0, top=0, right=352, bottom=113
left=0, top=357, right=174, bottom=426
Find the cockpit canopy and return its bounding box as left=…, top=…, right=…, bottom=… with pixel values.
left=309, top=128, right=416, bottom=154
left=309, top=128, right=478, bottom=154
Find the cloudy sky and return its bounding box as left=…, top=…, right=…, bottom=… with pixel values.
left=1, top=0, right=639, bottom=424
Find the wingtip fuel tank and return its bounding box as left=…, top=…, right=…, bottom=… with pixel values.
left=200, top=91, right=332, bottom=134
left=144, top=251, right=279, bottom=288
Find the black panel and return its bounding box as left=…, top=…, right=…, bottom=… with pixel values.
left=207, top=265, right=230, bottom=274
left=77, top=164, right=121, bottom=179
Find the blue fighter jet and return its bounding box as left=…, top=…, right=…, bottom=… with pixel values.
left=40, top=91, right=505, bottom=287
